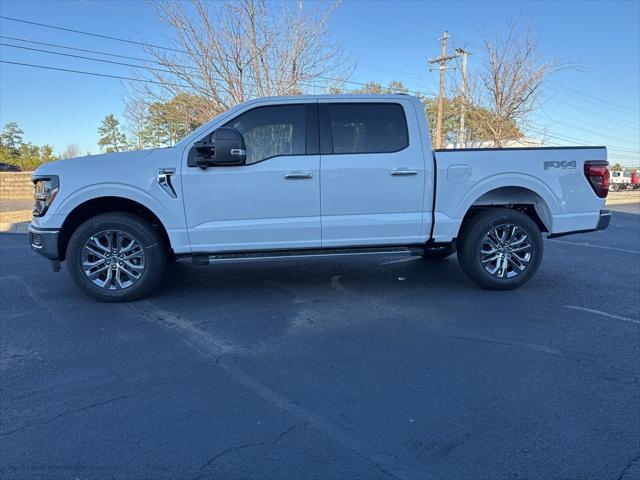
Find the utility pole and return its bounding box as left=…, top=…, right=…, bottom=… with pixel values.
left=454, top=47, right=471, bottom=147
left=428, top=31, right=460, bottom=149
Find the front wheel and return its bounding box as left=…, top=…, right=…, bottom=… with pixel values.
left=66, top=212, right=167, bottom=302
left=457, top=208, right=543, bottom=290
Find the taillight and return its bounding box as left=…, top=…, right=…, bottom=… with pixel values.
left=584, top=161, right=609, bottom=198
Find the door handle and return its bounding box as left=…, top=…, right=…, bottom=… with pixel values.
left=390, top=169, right=418, bottom=176
left=284, top=172, right=313, bottom=180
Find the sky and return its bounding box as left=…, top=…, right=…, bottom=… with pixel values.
left=0, top=0, right=638, bottom=167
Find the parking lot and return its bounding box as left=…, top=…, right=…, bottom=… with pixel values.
left=1, top=204, right=638, bottom=479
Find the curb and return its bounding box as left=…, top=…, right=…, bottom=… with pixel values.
left=0, top=222, right=29, bottom=234
left=606, top=197, right=640, bottom=206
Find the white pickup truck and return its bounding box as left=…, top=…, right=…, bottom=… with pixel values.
left=29, top=95, right=611, bottom=301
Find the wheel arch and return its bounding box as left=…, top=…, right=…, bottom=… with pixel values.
left=58, top=196, right=171, bottom=261
left=460, top=186, right=553, bottom=234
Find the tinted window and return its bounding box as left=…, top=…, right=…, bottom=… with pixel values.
left=327, top=103, right=408, bottom=154
left=224, top=105, right=306, bottom=164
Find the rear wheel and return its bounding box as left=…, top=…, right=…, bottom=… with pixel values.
left=66, top=212, right=167, bottom=302
left=457, top=208, right=543, bottom=290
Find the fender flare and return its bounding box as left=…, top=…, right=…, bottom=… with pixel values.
left=454, top=173, right=559, bottom=231
left=54, top=183, right=180, bottom=229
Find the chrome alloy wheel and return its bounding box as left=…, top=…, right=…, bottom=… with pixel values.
left=81, top=230, right=146, bottom=290
left=479, top=224, right=532, bottom=279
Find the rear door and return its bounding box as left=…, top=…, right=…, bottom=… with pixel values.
left=319, top=99, right=426, bottom=247
left=181, top=102, right=321, bottom=252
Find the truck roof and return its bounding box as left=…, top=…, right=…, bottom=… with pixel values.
left=175, top=93, right=423, bottom=149
left=234, top=93, right=418, bottom=104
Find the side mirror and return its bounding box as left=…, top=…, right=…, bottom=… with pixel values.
left=194, top=128, right=246, bottom=168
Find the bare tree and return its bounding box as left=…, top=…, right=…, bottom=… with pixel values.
left=61, top=144, right=81, bottom=159
left=123, top=98, right=149, bottom=150
left=461, top=21, right=567, bottom=147
left=128, top=0, right=350, bottom=127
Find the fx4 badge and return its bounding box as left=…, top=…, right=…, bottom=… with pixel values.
left=544, top=160, right=576, bottom=170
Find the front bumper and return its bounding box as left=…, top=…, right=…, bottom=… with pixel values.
left=28, top=224, right=61, bottom=260
left=548, top=209, right=611, bottom=239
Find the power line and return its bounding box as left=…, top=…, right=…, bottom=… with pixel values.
left=5, top=14, right=635, bottom=116
left=549, top=87, right=639, bottom=118
left=0, top=34, right=186, bottom=66
left=0, top=15, right=186, bottom=53
left=537, top=110, right=635, bottom=144
left=549, top=80, right=639, bottom=115
left=3, top=14, right=636, bottom=152
left=0, top=16, right=436, bottom=97
left=2, top=61, right=636, bottom=163
left=528, top=128, right=637, bottom=163
left=527, top=124, right=639, bottom=155
left=542, top=106, right=639, bottom=135
left=0, top=42, right=179, bottom=75
left=0, top=42, right=335, bottom=94
left=549, top=96, right=640, bottom=126
left=0, top=58, right=391, bottom=97
left=0, top=60, right=190, bottom=87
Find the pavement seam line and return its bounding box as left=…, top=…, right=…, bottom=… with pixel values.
left=548, top=238, right=640, bottom=254
left=563, top=305, right=640, bottom=325
left=127, top=300, right=433, bottom=480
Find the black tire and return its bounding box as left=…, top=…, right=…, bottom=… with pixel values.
left=66, top=212, right=167, bottom=302
left=421, top=244, right=455, bottom=260
left=457, top=208, right=543, bottom=290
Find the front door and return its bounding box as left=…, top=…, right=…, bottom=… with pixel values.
left=319, top=100, right=425, bottom=247
left=182, top=103, right=321, bottom=253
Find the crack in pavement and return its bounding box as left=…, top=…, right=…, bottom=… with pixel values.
left=0, top=377, right=184, bottom=438
left=193, top=424, right=302, bottom=479
left=617, top=451, right=640, bottom=480
left=443, top=327, right=639, bottom=385
left=0, top=350, right=41, bottom=361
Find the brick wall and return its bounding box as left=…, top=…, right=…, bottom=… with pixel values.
left=0, top=172, right=34, bottom=200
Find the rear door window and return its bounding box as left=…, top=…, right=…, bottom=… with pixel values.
left=322, top=103, right=409, bottom=154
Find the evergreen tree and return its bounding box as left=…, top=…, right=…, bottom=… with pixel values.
left=0, top=122, right=24, bottom=154
left=97, top=114, right=128, bottom=153
left=142, top=103, right=170, bottom=148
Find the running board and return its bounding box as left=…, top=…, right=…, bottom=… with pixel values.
left=192, top=246, right=423, bottom=265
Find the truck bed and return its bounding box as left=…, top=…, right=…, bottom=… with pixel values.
left=431, top=146, right=608, bottom=242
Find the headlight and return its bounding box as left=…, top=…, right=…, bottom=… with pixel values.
left=32, top=175, right=59, bottom=217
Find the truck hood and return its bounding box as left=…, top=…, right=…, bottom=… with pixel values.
left=34, top=149, right=160, bottom=176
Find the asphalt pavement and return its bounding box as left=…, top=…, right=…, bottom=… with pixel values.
left=1, top=205, right=639, bottom=480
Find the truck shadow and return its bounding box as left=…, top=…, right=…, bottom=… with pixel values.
left=147, top=256, right=474, bottom=348
left=153, top=255, right=470, bottom=299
